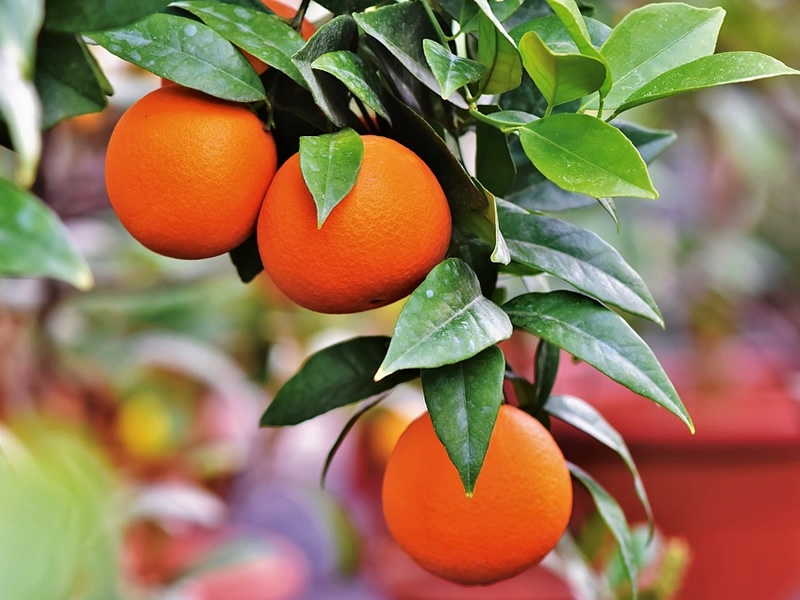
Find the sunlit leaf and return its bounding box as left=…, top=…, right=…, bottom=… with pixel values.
left=423, top=39, right=485, bottom=99
left=477, top=13, right=522, bottom=95
left=519, top=114, right=657, bottom=200
left=376, top=258, right=512, bottom=379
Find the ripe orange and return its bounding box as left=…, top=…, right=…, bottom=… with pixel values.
left=105, top=85, right=277, bottom=259
left=257, top=135, right=452, bottom=314
left=382, top=404, right=573, bottom=586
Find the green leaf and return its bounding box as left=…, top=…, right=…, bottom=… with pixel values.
left=422, top=39, right=485, bottom=99
left=471, top=0, right=517, bottom=48
left=299, top=129, right=364, bottom=228
left=43, top=0, right=171, bottom=33
left=473, top=108, right=537, bottom=131
left=503, top=290, right=693, bottom=431
left=228, top=233, right=262, bottom=283
left=173, top=0, right=306, bottom=87
left=88, top=13, right=265, bottom=102
left=291, top=14, right=359, bottom=127
left=311, top=50, right=390, bottom=120
left=421, top=346, right=505, bottom=495
left=519, top=114, right=657, bottom=200
left=589, top=3, right=725, bottom=112
left=532, top=338, right=560, bottom=409
left=0, top=178, right=92, bottom=289
left=321, top=396, right=384, bottom=487
left=498, top=203, right=663, bottom=325
left=477, top=12, right=522, bottom=95
left=476, top=110, right=516, bottom=197
left=261, top=336, right=416, bottom=426
left=547, top=394, right=653, bottom=532
left=614, top=121, right=676, bottom=165
left=570, top=463, right=639, bottom=600
left=35, top=33, right=109, bottom=129
left=355, top=3, right=467, bottom=107
left=0, top=0, right=43, bottom=187
left=544, top=0, right=610, bottom=97
left=519, top=30, right=606, bottom=111
left=613, top=52, right=800, bottom=117
left=510, top=13, right=610, bottom=48
left=376, top=258, right=513, bottom=380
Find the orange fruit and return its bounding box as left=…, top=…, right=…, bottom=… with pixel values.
left=257, top=135, right=452, bottom=314
left=381, top=404, right=573, bottom=586
left=105, top=85, right=277, bottom=259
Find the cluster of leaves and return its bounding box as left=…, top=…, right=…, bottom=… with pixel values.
left=1, top=0, right=798, bottom=593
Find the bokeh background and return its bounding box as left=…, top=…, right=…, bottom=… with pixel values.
left=2, top=0, right=800, bottom=598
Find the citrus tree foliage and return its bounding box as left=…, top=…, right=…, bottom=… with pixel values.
left=1, top=0, right=798, bottom=592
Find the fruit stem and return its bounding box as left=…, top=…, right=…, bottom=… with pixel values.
left=292, top=0, right=312, bottom=33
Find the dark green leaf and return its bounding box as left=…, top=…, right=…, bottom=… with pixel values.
left=174, top=0, right=306, bottom=86
left=472, top=0, right=517, bottom=47
left=519, top=114, right=657, bottom=199
left=532, top=338, right=559, bottom=408
left=43, top=0, right=171, bottom=33
left=35, top=33, right=108, bottom=129
left=88, top=13, right=265, bottom=102
left=355, top=3, right=467, bottom=107
left=376, top=258, right=512, bottom=379
left=547, top=394, right=653, bottom=532
left=476, top=111, right=516, bottom=197
left=312, top=50, right=390, bottom=120
left=498, top=203, right=663, bottom=325
left=261, top=336, right=416, bottom=426
left=321, top=396, right=384, bottom=487
left=312, top=0, right=373, bottom=16
left=292, top=14, right=359, bottom=127
left=613, top=121, right=676, bottom=165
left=421, top=346, right=505, bottom=494
left=423, top=39, right=485, bottom=99
left=229, top=232, right=262, bottom=283
left=588, top=3, right=724, bottom=112
left=299, top=128, right=364, bottom=227
left=613, top=52, right=800, bottom=117
left=570, top=463, right=639, bottom=600
left=382, top=92, right=486, bottom=214
left=0, top=178, right=92, bottom=289
left=477, top=12, right=522, bottom=95
left=519, top=30, right=606, bottom=111
left=503, top=290, right=692, bottom=430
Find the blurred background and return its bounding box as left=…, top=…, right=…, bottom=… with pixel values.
left=2, top=0, right=800, bottom=599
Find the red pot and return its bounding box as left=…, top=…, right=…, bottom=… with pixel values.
left=542, top=337, right=800, bottom=600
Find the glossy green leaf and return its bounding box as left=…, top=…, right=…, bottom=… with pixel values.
left=472, top=0, right=517, bottom=47
left=473, top=108, right=537, bottom=131
left=423, top=39, right=485, bottom=99
left=292, top=14, right=359, bottom=127
left=503, top=290, right=692, bottom=430
left=614, top=121, right=676, bottom=165
left=0, top=178, right=92, bottom=289
left=0, top=0, right=43, bottom=187
left=421, top=346, right=505, bottom=495
left=43, top=0, right=171, bottom=33
left=510, top=13, right=610, bottom=48
left=548, top=394, right=653, bottom=532
left=88, top=13, right=265, bottom=102
left=312, top=50, right=390, bottom=120
left=613, top=52, right=800, bottom=117
left=355, top=3, right=467, bottom=107
left=519, top=114, right=657, bottom=200
left=544, top=0, right=610, bottom=97
left=376, top=258, right=512, bottom=380
left=261, top=336, right=416, bottom=426
left=299, top=129, right=364, bottom=227
left=321, top=395, right=384, bottom=487
left=570, top=463, right=639, bottom=600
left=229, top=233, right=262, bottom=283
left=477, top=12, right=522, bottom=95
left=589, top=3, right=725, bottom=112
left=532, top=338, right=560, bottom=409
left=498, top=202, right=663, bottom=325
left=519, top=30, right=606, bottom=110
left=174, top=0, right=306, bottom=86
left=35, top=33, right=108, bottom=129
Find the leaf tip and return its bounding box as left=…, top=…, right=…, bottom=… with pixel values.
left=73, top=268, right=95, bottom=291
left=373, top=366, right=389, bottom=382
